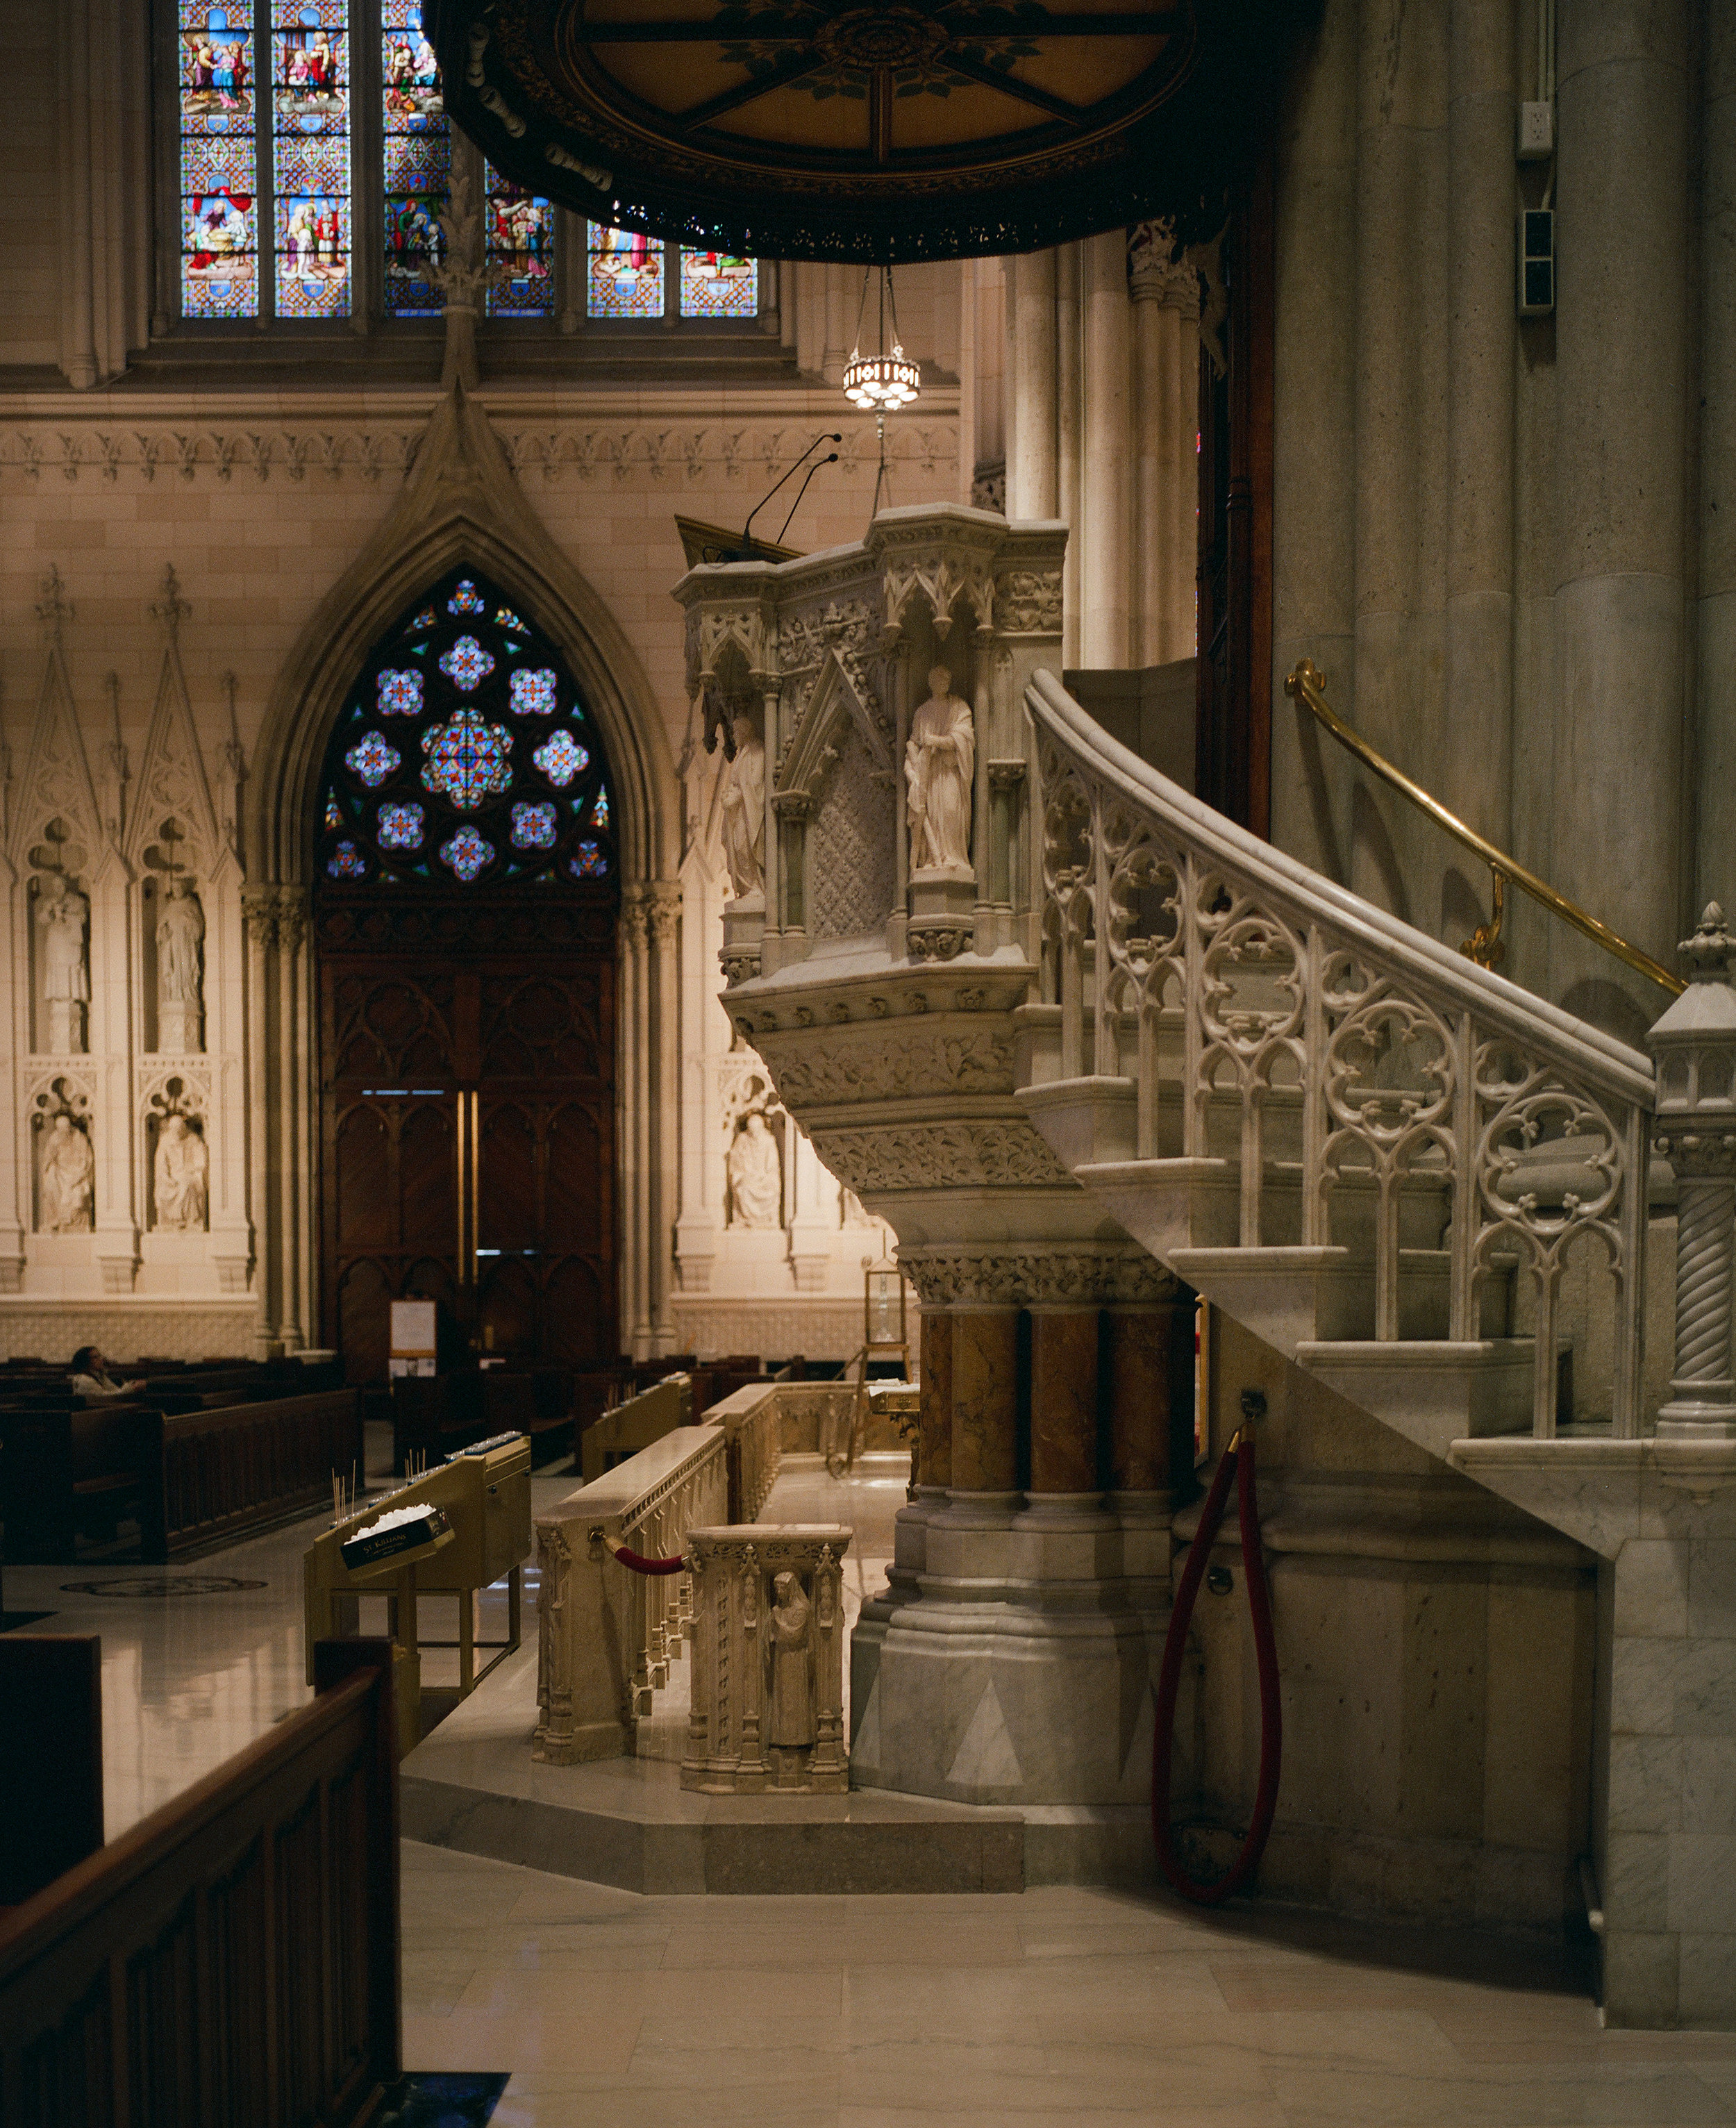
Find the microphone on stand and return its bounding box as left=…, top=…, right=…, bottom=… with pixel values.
left=742, top=433, right=843, bottom=547
left=776, top=454, right=839, bottom=546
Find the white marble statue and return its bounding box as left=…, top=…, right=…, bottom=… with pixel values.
left=904, top=664, right=974, bottom=874
left=36, top=874, right=90, bottom=1050
left=153, top=1114, right=208, bottom=1231
left=766, top=1571, right=817, bottom=1763
left=726, top=1108, right=782, bottom=1229
left=156, top=878, right=206, bottom=1013
left=718, top=713, right=766, bottom=899
left=38, top=1112, right=94, bottom=1232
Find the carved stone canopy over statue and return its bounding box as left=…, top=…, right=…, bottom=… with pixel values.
left=718, top=711, right=766, bottom=901
left=38, top=1111, right=94, bottom=1232
left=153, top=1113, right=209, bottom=1232
left=905, top=664, right=974, bottom=877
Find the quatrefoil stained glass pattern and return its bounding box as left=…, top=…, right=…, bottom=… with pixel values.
left=510, top=668, right=558, bottom=715
left=317, top=566, right=617, bottom=890
left=346, top=731, right=401, bottom=787
left=533, top=730, right=589, bottom=786
left=439, top=636, right=494, bottom=691
left=421, top=709, right=513, bottom=811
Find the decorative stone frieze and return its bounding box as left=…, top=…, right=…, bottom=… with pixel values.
left=896, top=1247, right=1176, bottom=1308
left=811, top=1120, right=1069, bottom=1195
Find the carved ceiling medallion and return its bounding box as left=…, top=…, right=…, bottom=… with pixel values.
left=433, top=0, right=1317, bottom=260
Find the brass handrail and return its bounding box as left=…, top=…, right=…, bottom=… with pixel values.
left=1284, top=659, right=1685, bottom=997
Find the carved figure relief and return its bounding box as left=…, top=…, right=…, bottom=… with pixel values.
left=35, top=873, right=90, bottom=1052
left=152, top=1113, right=209, bottom=1232
left=766, top=1570, right=817, bottom=1781
left=726, top=1108, right=783, bottom=1229
left=156, top=877, right=206, bottom=1050
left=905, top=665, right=974, bottom=875
left=38, top=1111, right=94, bottom=1231
left=718, top=712, right=766, bottom=899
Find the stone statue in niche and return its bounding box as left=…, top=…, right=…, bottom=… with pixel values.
left=718, top=712, right=766, bottom=899
left=156, top=879, right=206, bottom=1051
left=35, top=874, right=90, bottom=1053
left=726, top=1108, right=782, bottom=1229
left=905, top=665, right=974, bottom=875
left=766, top=1570, right=817, bottom=1784
left=38, top=1113, right=94, bottom=1232
left=153, top=1114, right=209, bottom=1232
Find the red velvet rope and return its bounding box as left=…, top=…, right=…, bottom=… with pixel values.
left=606, top=1543, right=685, bottom=1577
left=1151, top=1429, right=1283, bottom=1904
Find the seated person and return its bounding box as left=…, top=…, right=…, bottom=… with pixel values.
left=67, top=1345, right=145, bottom=1399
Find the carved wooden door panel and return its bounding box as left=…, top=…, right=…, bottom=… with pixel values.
left=319, top=951, right=615, bottom=1381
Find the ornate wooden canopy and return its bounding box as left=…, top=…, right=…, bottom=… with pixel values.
left=431, top=0, right=1314, bottom=260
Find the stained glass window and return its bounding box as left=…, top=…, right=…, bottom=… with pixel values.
left=272, top=3, right=350, bottom=319
left=181, top=6, right=259, bottom=317
left=510, top=801, right=558, bottom=850
left=421, top=709, right=512, bottom=810
left=510, top=669, right=558, bottom=716
left=378, top=801, right=424, bottom=848
left=381, top=0, right=446, bottom=316
left=680, top=249, right=758, bottom=320
left=587, top=222, right=665, bottom=319
left=316, top=565, right=619, bottom=890
left=533, top=730, right=589, bottom=788
left=439, top=637, right=494, bottom=691
left=378, top=670, right=422, bottom=715
left=346, top=731, right=401, bottom=786
left=486, top=166, right=555, bottom=317
left=440, top=825, right=494, bottom=881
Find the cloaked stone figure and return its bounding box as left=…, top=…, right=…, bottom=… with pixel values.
left=904, top=664, right=974, bottom=874
left=726, top=1108, right=781, bottom=1229
left=156, top=879, right=206, bottom=1050
left=153, top=1114, right=209, bottom=1231
left=39, top=1113, right=94, bottom=1232
left=36, top=874, right=90, bottom=1052
left=766, top=1570, right=816, bottom=1775
left=718, top=713, right=766, bottom=899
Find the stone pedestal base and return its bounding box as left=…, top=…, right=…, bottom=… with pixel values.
left=906, top=867, right=976, bottom=962
left=44, top=999, right=85, bottom=1053
left=158, top=1004, right=202, bottom=1053
left=720, top=891, right=765, bottom=988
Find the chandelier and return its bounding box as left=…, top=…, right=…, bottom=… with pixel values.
left=843, top=267, right=919, bottom=412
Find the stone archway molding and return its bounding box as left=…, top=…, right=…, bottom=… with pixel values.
left=245, top=381, right=680, bottom=1358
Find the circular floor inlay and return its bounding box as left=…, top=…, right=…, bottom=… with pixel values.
left=59, top=1575, right=269, bottom=1597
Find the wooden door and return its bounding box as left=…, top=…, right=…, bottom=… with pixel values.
left=318, top=947, right=615, bottom=1382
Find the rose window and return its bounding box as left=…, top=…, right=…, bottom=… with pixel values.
left=317, top=565, right=617, bottom=890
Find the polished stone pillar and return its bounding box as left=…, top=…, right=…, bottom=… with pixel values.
left=1027, top=1306, right=1098, bottom=1496
left=1105, top=1302, right=1174, bottom=1494
left=1697, top=35, right=1736, bottom=914
left=950, top=1305, right=1019, bottom=1500
left=1057, top=242, right=1084, bottom=666
left=1010, top=247, right=1059, bottom=519
left=1130, top=239, right=1175, bottom=669
left=1082, top=230, right=1132, bottom=667
left=917, top=1308, right=953, bottom=1493
left=1553, top=0, right=1690, bottom=1013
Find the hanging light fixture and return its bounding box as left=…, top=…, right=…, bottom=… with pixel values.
left=843, top=265, right=920, bottom=412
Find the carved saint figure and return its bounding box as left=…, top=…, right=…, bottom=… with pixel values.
left=766, top=1570, right=816, bottom=1761
left=726, top=1108, right=782, bottom=1229
left=39, top=1113, right=94, bottom=1232
left=153, top=1114, right=208, bottom=1231
left=904, top=665, right=974, bottom=874
left=718, top=713, right=766, bottom=899
left=156, top=878, right=206, bottom=1012
left=36, top=874, right=90, bottom=1004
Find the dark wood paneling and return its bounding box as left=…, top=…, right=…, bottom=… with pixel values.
left=147, top=1390, right=365, bottom=1561
left=0, top=1650, right=399, bottom=2128
left=0, top=1637, right=103, bottom=1904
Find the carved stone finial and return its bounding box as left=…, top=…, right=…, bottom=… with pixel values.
left=37, top=565, right=71, bottom=650
left=151, top=565, right=190, bottom=645
left=1681, top=903, right=1734, bottom=981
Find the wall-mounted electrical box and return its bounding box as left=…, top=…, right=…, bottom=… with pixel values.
left=1518, top=207, right=1555, bottom=316
left=1517, top=100, right=1554, bottom=160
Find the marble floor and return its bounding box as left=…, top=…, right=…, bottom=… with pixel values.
left=402, top=1839, right=1736, bottom=2128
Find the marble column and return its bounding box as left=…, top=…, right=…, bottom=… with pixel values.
left=1026, top=1306, right=1098, bottom=1496
left=1697, top=31, right=1736, bottom=915
left=917, top=1306, right=953, bottom=1493
left=1552, top=0, right=1691, bottom=1017
left=1010, top=248, right=1059, bottom=519
left=241, top=890, right=274, bottom=1347
left=949, top=1305, right=1019, bottom=1502
left=1130, top=240, right=1175, bottom=669
left=1107, top=1296, right=1186, bottom=1593
left=1082, top=231, right=1132, bottom=667
left=1056, top=243, right=1084, bottom=666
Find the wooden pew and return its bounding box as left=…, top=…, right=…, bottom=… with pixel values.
left=0, top=1636, right=103, bottom=1906
left=0, top=1402, right=155, bottom=1561
left=0, top=1639, right=399, bottom=2127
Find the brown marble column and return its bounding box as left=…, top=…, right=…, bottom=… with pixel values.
left=1028, top=1307, right=1099, bottom=1495
left=917, top=1310, right=953, bottom=1493
left=950, top=1307, right=1019, bottom=1495
left=1105, top=1304, right=1176, bottom=1495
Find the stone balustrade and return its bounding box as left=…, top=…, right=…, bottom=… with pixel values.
left=682, top=1524, right=853, bottom=1794
left=533, top=1424, right=726, bottom=1765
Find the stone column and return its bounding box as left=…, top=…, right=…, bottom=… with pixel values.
left=1010, top=248, right=1059, bottom=518
left=646, top=885, right=681, bottom=1353
left=1129, top=220, right=1202, bottom=667
left=1056, top=243, right=1083, bottom=666
left=1553, top=0, right=1691, bottom=1009
left=1106, top=1292, right=1189, bottom=1590
left=1697, top=35, right=1736, bottom=914
left=619, top=888, right=651, bottom=1359
left=275, top=890, right=307, bottom=1347
left=241, top=888, right=276, bottom=1346
left=916, top=1308, right=953, bottom=1494
left=1081, top=230, right=1132, bottom=667
left=949, top=1304, right=1019, bottom=1506
left=1026, top=1306, right=1098, bottom=1497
